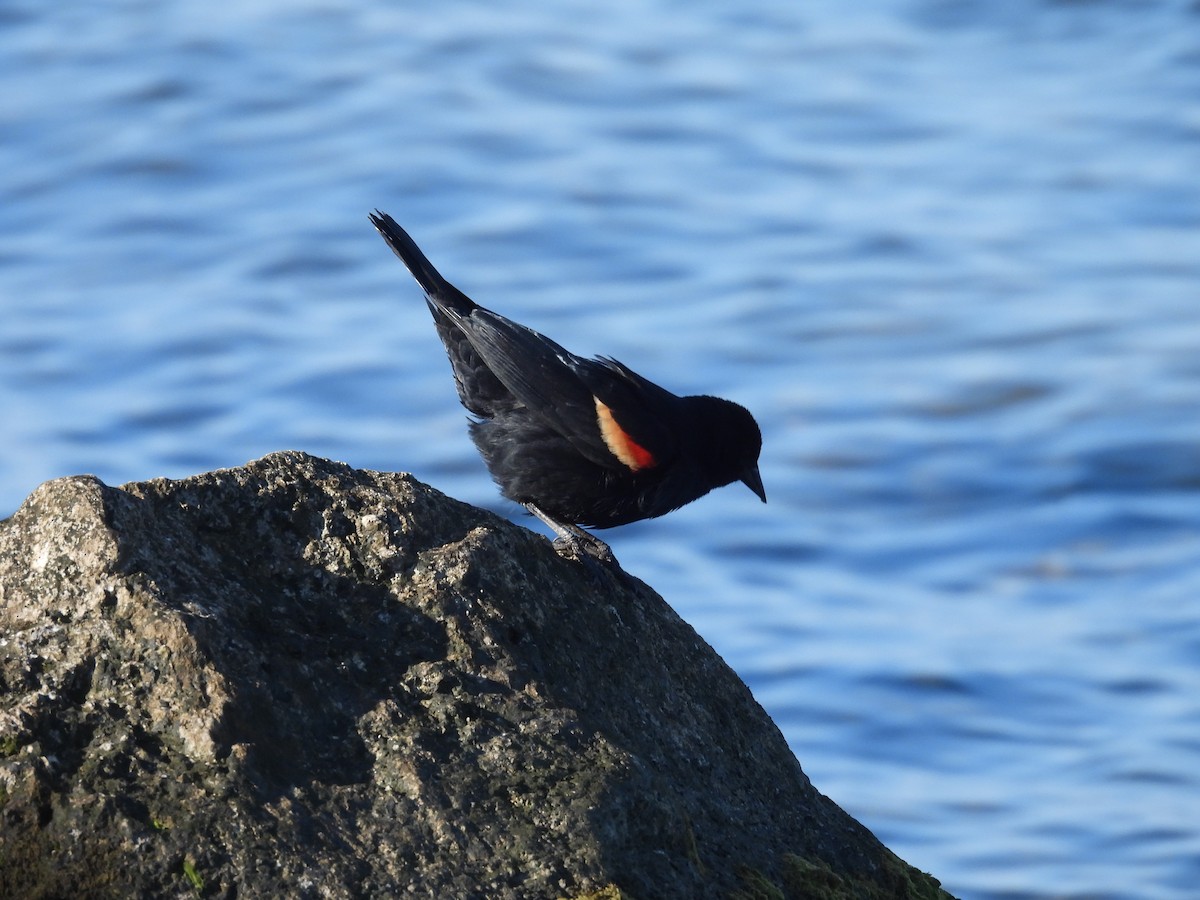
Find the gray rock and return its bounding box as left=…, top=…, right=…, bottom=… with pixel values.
left=0, top=451, right=953, bottom=899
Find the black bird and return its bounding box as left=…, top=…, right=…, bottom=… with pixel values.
left=369, top=211, right=765, bottom=562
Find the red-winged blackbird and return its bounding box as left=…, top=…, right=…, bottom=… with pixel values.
left=369, top=210, right=765, bottom=561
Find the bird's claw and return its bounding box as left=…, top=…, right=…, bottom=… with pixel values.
left=551, top=533, right=617, bottom=567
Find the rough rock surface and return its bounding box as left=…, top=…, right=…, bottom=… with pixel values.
left=0, top=451, right=952, bottom=899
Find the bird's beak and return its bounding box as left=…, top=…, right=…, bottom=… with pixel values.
left=740, top=465, right=767, bottom=503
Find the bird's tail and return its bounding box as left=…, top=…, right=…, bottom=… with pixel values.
left=368, top=210, right=476, bottom=314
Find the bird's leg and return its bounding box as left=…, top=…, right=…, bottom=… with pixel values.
left=524, top=503, right=617, bottom=566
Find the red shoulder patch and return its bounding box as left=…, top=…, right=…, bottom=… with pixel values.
left=594, top=397, right=657, bottom=471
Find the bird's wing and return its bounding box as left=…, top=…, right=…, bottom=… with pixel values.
left=566, top=355, right=680, bottom=469
left=454, top=309, right=678, bottom=471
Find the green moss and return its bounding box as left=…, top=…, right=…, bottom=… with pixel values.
left=731, top=865, right=785, bottom=900
left=0, top=735, right=20, bottom=757
left=565, top=886, right=623, bottom=900
left=182, top=859, right=203, bottom=892
left=870, top=848, right=953, bottom=900
left=779, top=854, right=845, bottom=899
left=682, top=814, right=706, bottom=876
left=732, top=849, right=955, bottom=900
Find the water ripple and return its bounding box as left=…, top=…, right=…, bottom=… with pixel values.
left=2, top=2, right=1199, bottom=898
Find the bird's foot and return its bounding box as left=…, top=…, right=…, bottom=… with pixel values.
left=524, top=504, right=619, bottom=568
left=550, top=532, right=617, bottom=566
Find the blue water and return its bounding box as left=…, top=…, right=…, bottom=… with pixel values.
left=4, top=1, right=1199, bottom=896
